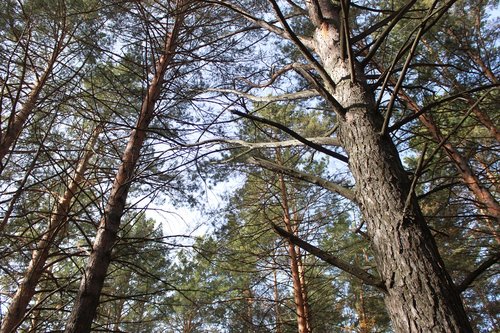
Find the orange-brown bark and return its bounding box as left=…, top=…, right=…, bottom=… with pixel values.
left=64, top=4, right=187, bottom=332
left=0, top=127, right=99, bottom=333
left=276, top=148, right=312, bottom=333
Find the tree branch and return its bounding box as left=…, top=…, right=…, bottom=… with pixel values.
left=360, top=0, right=417, bottom=66
left=235, top=63, right=313, bottom=88
left=293, top=66, right=346, bottom=115
left=231, top=110, right=349, bottom=163
left=208, top=88, right=319, bottom=102
left=225, top=136, right=341, bottom=149
left=388, top=83, right=500, bottom=132
left=247, top=156, right=355, bottom=202
left=268, top=0, right=346, bottom=116
left=456, top=252, right=500, bottom=293
left=272, top=223, right=386, bottom=291
left=208, top=0, right=315, bottom=49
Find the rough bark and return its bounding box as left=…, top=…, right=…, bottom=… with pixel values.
left=0, top=128, right=99, bottom=333
left=304, top=2, right=473, bottom=331
left=377, top=61, right=500, bottom=242
left=63, top=5, right=186, bottom=332
left=337, top=94, right=472, bottom=332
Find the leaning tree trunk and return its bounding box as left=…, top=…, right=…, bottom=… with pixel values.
left=305, top=3, right=473, bottom=332
left=64, top=5, right=186, bottom=332
left=0, top=127, right=99, bottom=333
left=372, top=59, right=500, bottom=243
left=0, top=28, right=66, bottom=175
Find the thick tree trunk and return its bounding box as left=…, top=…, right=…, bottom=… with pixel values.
left=380, top=67, right=500, bottom=242
left=338, top=95, right=472, bottom=332
left=307, top=5, right=473, bottom=331
left=64, top=6, right=185, bottom=332
left=0, top=128, right=98, bottom=333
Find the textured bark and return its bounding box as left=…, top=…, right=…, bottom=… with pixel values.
left=64, top=6, right=186, bottom=332
left=0, top=128, right=98, bottom=333
left=338, top=98, right=472, bottom=333
left=380, top=64, right=500, bottom=243
left=305, top=2, right=473, bottom=331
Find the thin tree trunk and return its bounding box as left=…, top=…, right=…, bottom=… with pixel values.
left=356, top=285, right=371, bottom=333
left=243, top=287, right=254, bottom=333
left=296, top=249, right=312, bottom=332
left=63, top=5, right=186, bottom=332
left=0, top=127, right=99, bottom=333
left=273, top=267, right=282, bottom=333
left=292, top=206, right=312, bottom=333
left=275, top=148, right=311, bottom=333
left=0, top=28, right=66, bottom=175
left=306, top=2, right=473, bottom=331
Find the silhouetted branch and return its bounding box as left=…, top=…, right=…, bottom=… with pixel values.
left=272, top=223, right=387, bottom=291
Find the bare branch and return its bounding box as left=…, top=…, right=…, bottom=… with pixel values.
left=456, top=252, right=500, bottom=293
left=231, top=110, right=349, bottom=163
left=223, top=136, right=341, bottom=149
left=293, top=66, right=346, bottom=115
left=388, top=83, right=500, bottom=131
left=247, top=156, right=355, bottom=202
left=360, top=0, right=417, bottom=66
left=421, top=89, right=496, bottom=171
left=379, top=0, right=438, bottom=135
left=340, top=0, right=356, bottom=83
left=268, top=0, right=346, bottom=116
left=236, top=63, right=313, bottom=88
left=207, top=0, right=315, bottom=49
left=271, top=223, right=386, bottom=291
left=208, top=88, right=319, bottom=102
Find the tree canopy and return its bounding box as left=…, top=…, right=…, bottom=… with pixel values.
left=0, top=0, right=498, bottom=332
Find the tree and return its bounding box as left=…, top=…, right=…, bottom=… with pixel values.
left=63, top=2, right=189, bottom=331
left=0, top=0, right=497, bottom=331
left=0, top=0, right=106, bottom=175
left=0, top=125, right=99, bottom=333
left=202, top=0, right=499, bottom=331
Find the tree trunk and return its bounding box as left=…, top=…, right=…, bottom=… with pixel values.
left=242, top=288, right=254, bottom=333
left=64, top=6, right=186, bottom=332
left=307, top=3, right=473, bottom=331
left=338, top=95, right=472, bottom=332
left=376, top=60, right=500, bottom=243
left=273, top=267, right=282, bottom=333
left=0, top=127, right=99, bottom=333
left=0, top=28, right=65, bottom=175
left=276, top=160, right=311, bottom=333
